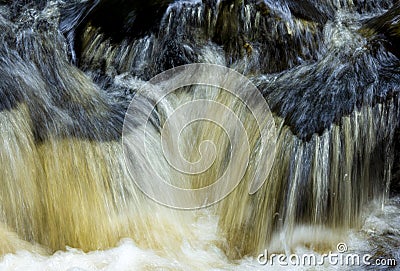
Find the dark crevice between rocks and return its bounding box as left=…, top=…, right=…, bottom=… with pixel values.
left=212, top=0, right=332, bottom=70
left=59, top=0, right=175, bottom=65
left=213, top=0, right=245, bottom=64
left=391, top=127, right=400, bottom=196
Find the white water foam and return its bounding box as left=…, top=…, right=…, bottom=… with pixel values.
left=0, top=198, right=398, bottom=271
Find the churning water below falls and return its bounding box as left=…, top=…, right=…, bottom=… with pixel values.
left=0, top=0, right=399, bottom=270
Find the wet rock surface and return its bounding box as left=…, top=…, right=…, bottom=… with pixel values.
left=361, top=2, right=400, bottom=58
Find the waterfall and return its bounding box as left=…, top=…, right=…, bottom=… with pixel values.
left=0, top=0, right=399, bottom=269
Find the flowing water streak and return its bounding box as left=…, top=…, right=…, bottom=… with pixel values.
left=0, top=0, right=398, bottom=269
left=0, top=3, right=204, bottom=256
left=87, top=0, right=399, bottom=258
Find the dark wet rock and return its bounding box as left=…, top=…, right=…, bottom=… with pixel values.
left=67, top=0, right=331, bottom=76
left=286, top=0, right=333, bottom=24
left=257, top=43, right=400, bottom=141
left=210, top=0, right=328, bottom=73
left=154, top=39, right=199, bottom=74
left=353, top=0, right=396, bottom=13
left=213, top=0, right=245, bottom=63
left=0, top=4, right=128, bottom=143
left=55, top=0, right=400, bottom=143
left=361, top=2, right=400, bottom=58
left=0, top=0, right=47, bottom=10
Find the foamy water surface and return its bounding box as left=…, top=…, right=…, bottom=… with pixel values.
left=0, top=198, right=398, bottom=271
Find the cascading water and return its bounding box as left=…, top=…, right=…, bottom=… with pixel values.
left=0, top=0, right=399, bottom=270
